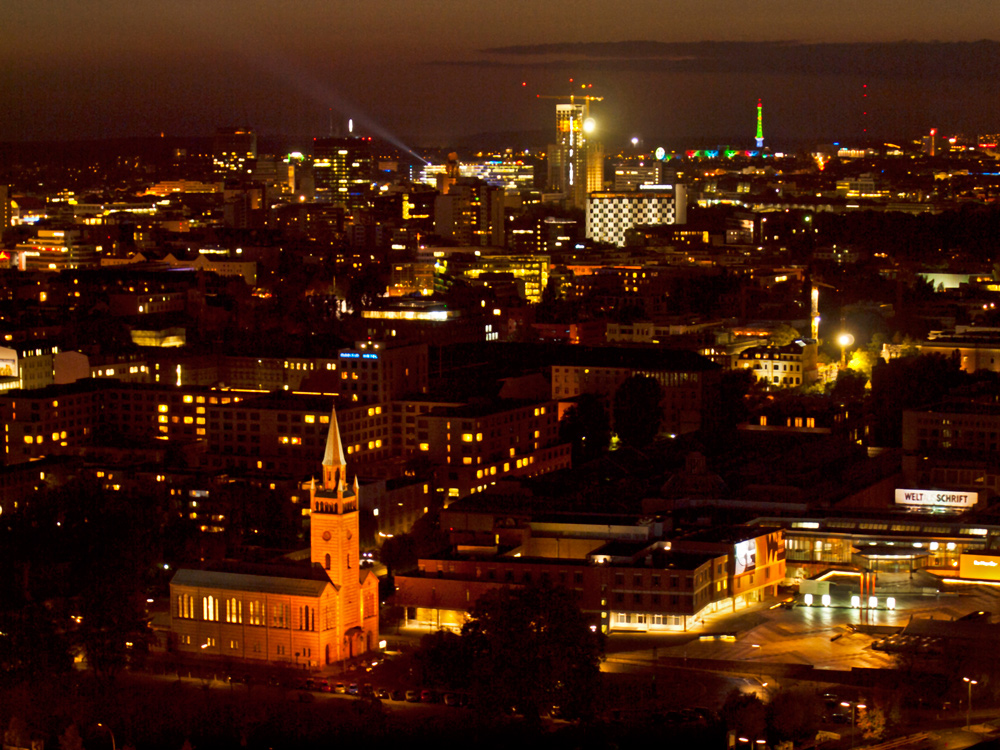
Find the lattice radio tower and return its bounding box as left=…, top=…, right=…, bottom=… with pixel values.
left=755, top=99, right=764, bottom=148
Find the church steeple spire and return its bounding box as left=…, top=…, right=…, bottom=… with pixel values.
left=322, top=407, right=347, bottom=493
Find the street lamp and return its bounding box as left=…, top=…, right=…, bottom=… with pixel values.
left=841, top=701, right=866, bottom=748
left=964, top=677, right=978, bottom=730
left=837, top=332, right=854, bottom=369
left=96, top=723, right=116, bottom=750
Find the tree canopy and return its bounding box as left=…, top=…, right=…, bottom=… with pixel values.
left=459, top=584, right=604, bottom=722
left=613, top=374, right=664, bottom=447
left=559, top=393, right=611, bottom=463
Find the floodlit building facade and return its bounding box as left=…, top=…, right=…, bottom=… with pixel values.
left=586, top=187, right=687, bottom=247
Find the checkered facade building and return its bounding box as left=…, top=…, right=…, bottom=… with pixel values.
left=585, top=187, right=687, bottom=247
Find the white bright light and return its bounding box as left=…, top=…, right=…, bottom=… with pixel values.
left=822, top=594, right=831, bottom=607
left=837, top=333, right=854, bottom=348
left=851, top=595, right=861, bottom=608
left=868, top=596, right=878, bottom=608
left=583, top=117, right=596, bottom=133
left=631, top=137, right=639, bottom=146
left=804, top=593, right=813, bottom=605
left=887, top=597, right=896, bottom=610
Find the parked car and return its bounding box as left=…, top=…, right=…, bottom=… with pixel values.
left=405, top=689, right=420, bottom=703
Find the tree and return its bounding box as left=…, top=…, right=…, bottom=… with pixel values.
left=831, top=367, right=867, bottom=401
left=414, top=629, right=471, bottom=690
left=4, top=718, right=29, bottom=750
left=721, top=689, right=767, bottom=741
left=460, top=584, right=604, bottom=722
left=848, top=348, right=878, bottom=380
left=559, top=393, right=611, bottom=462
left=613, top=375, right=663, bottom=447
left=858, top=704, right=886, bottom=741
left=767, top=688, right=824, bottom=744
left=58, top=723, right=84, bottom=750
left=769, top=324, right=801, bottom=347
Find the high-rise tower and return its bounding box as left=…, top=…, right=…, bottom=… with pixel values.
left=313, top=136, right=374, bottom=220
left=213, top=127, right=257, bottom=174
left=755, top=99, right=764, bottom=149
left=546, top=95, right=604, bottom=209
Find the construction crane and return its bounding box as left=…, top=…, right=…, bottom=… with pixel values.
left=536, top=91, right=604, bottom=120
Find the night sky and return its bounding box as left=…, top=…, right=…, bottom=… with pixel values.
left=4, top=1, right=1000, bottom=148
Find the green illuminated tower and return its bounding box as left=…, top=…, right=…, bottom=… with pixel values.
left=755, top=99, right=764, bottom=149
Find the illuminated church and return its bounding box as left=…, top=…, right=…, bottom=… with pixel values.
left=168, top=409, right=379, bottom=668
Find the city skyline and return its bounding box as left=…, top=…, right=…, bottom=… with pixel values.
left=3, top=2, right=1000, bottom=145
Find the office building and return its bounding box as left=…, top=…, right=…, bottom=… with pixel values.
left=586, top=187, right=687, bottom=247
left=434, top=181, right=505, bottom=247
left=548, top=103, right=604, bottom=209
left=213, top=127, right=257, bottom=174
left=312, top=137, right=374, bottom=218
left=14, top=229, right=98, bottom=271
left=394, top=503, right=783, bottom=633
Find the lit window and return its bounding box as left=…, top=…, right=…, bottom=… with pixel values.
left=419, top=443, right=429, bottom=451
left=462, top=433, right=473, bottom=442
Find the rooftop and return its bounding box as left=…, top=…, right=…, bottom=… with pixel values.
left=171, top=560, right=333, bottom=597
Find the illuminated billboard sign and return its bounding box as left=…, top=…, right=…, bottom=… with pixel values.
left=960, top=553, right=1000, bottom=582
left=895, top=489, right=978, bottom=509
left=734, top=539, right=757, bottom=575
left=0, top=347, right=17, bottom=379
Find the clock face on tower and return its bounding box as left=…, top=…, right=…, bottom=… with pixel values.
left=322, top=531, right=332, bottom=541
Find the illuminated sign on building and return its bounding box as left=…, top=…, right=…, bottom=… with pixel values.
left=0, top=347, right=17, bottom=378
left=894, top=489, right=978, bottom=509
left=734, top=539, right=757, bottom=575
left=960, top=553, right=1000, bottom=581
